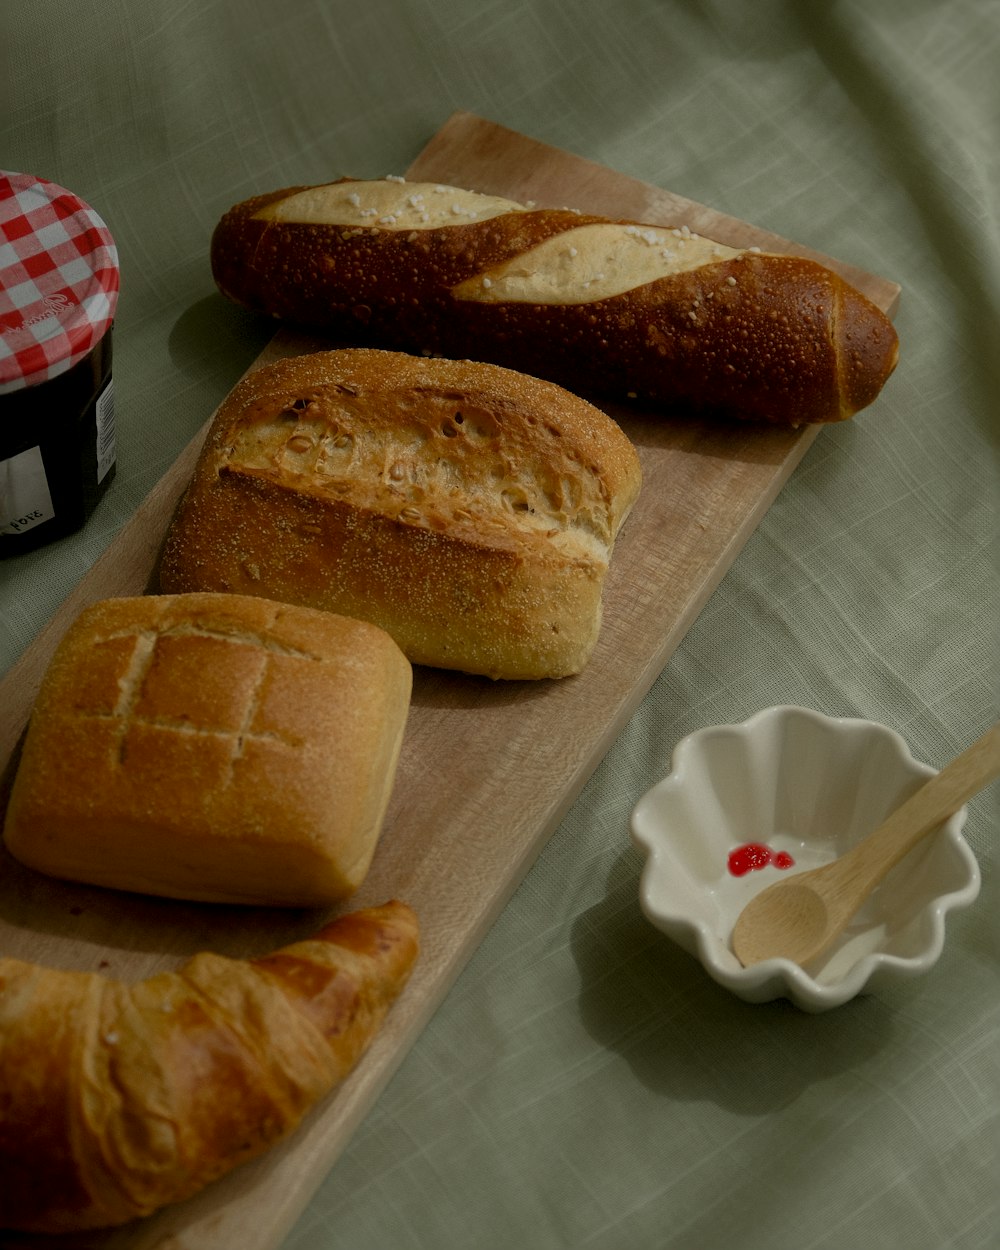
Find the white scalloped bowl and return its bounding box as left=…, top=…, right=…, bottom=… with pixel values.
left=630, top=706, right=981, bottom=1012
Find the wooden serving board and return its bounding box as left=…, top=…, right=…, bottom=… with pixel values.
left=0, top=112, right=899, bottom=1249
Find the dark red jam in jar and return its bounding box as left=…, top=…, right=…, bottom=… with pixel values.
left=1, top=172, right=120, bottom=555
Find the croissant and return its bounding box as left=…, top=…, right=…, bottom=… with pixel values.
left=210, top=177, right=899, bottom=426
left=0, top=900, right=419, bottom=1234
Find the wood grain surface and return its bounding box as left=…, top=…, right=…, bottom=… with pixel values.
left=0, top=112, right=900, bottom=1249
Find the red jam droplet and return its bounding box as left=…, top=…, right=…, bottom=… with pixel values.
left=727, top=843, right=796, bottom=877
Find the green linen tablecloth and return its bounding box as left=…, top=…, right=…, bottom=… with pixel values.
left=2, top=1, right=997, bottom=1247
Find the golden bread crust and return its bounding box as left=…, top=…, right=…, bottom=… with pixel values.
left=3, top=593, right=412, bottom=905
left=0, top=901, right=418, bottom=1233
left=158, top=349, right=642, bottom=680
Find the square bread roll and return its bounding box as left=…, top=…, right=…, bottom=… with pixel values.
left=3, top=593, right=412, bottom=906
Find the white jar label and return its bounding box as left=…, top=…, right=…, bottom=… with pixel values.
left=96, top=378, right=116, bottom=482
left=0, top=445, right=55, bottom=537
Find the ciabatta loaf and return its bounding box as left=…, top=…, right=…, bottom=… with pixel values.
left=210, top=177, right=899, bottom=426
left=3, top=593, right=412, bottom=906
left=158, top=349, right=642, bottom=681
left=0, top=901, right=418, bottom=1233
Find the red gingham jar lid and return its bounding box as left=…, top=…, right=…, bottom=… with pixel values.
left=0, top=171, right=120, bottom=396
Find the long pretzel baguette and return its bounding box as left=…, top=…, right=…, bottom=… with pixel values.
left=210, top=177, right=899, bottom=426
left=0, top=900, right=418, bottom=1234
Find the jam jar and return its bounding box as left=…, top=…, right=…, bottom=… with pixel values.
left=1, top=171, right=120, bottom=555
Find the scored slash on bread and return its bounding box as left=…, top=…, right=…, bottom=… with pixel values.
left=0, top=900, right=419, bottom=1233
left=158, top=348, right=642, bottom=681
left=2, top=592, right=413, bottom=906
left=210, top=177, right=899, bottom=426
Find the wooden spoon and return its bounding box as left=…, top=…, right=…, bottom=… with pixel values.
left=731, top=722, right=1000, bottom=968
